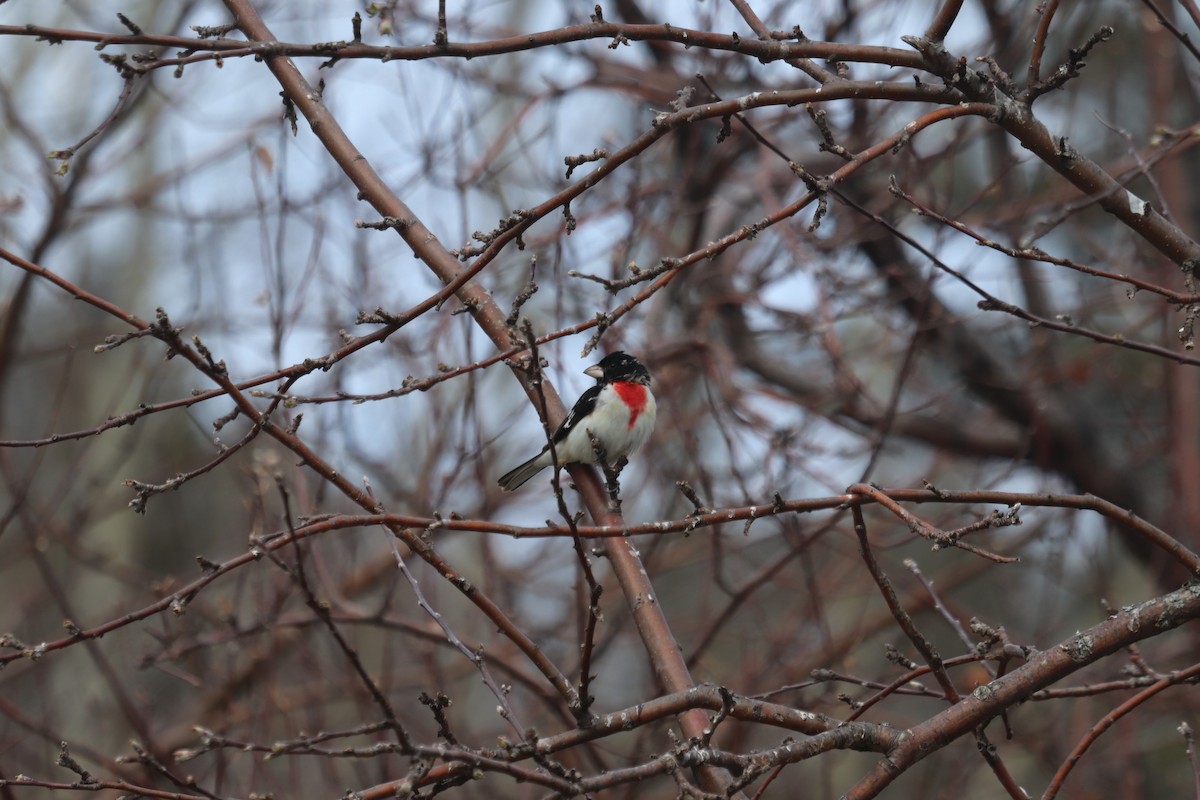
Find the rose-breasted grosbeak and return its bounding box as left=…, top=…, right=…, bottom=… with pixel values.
left=497, top=351, right=657, bottom=491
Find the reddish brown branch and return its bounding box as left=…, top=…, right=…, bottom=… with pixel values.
left=0, top=21, right=927, bottom=73
left=906, top=33, right=1200, bottom=270
left=4, top=486, right=1197, bottom=670
left=220, top=1, right=733, bottom=791
left=0, top=777, right=207, bottom=799
left=845, top=583, right=1200, bottom=798
left=1043, top=659, right=1200, bottom=799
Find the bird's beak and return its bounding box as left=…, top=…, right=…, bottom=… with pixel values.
left=584, top=364, right=604, bottom=380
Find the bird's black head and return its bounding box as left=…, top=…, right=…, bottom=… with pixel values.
left=586, top=351, right=650, bottom=385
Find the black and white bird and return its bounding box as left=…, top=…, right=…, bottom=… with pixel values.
left=497, top=351, right=657, bottom=491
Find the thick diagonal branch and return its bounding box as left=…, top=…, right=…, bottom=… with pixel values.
left=221, top=0, right=729, bottom=791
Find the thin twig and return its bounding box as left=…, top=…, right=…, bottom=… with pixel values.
left=382, top=526, right=528, bottom=742
left=851, top=505, right=961, bottom=702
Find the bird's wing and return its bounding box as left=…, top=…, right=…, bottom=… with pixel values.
left=552, top=383, right=603, bottom=443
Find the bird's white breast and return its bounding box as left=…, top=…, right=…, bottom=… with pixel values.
left=558, top=383, right=656, bottom=464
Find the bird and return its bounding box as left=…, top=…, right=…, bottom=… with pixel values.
left=497, top=351, right=657, bottom=491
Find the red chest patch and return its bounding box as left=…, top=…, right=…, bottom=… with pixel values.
left=613, top=382, right=647, bottom=429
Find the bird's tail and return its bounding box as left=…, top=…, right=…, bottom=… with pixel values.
left=497, top=453, right=548, bottom=491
